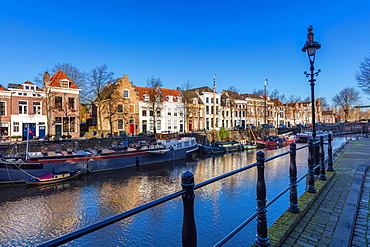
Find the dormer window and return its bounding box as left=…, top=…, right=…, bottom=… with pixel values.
left=61, top=79, right=69, bottom=88
left=143, top=94, right=149, bottom=101
left=167, top=96, right=173, bottom=102
left=25, top=86, right=29, bottom=90
left=154, top=95, right=160, bottom=101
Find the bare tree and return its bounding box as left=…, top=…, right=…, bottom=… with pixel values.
left=86, top=64, right=114, bottom=134
left=356, top=53, right=370, bottom=95
left=252, top=88, right=265, bottom=96
left=34, top=63, right=85, bottom=87
left=146, top=76, right=163, bottom=135
left=288, top=95, right=302, bottom=103
left=227, top=85, right=240, bottom=93
left=332, top=87, right=361, bottom=122
left=269, top=89, right=287, bottom=103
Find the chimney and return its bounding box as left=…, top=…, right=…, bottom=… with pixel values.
left=43, top=72, right=50, bottom=87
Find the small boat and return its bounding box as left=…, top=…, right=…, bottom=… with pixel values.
left=296, top=130, right=332, bottom=143
left=253, top=135, right=285, bottom=148
left=280, top=132, right=300, bottom=144
left=239, top=140, right=257, bottom=150
left=26, top=169, right=84, bottom=185
left=198, top=141, right=241, bottom=154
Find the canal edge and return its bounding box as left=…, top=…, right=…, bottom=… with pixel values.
left=265, top=139, right=351, bottom=246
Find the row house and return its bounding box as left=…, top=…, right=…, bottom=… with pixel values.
left=0, top=70, right=80, bottom=140
left=284, top=99, right=322, bottom=127
left=179, top=89, right=205, bottom=132
left=0, top=81, right=46, bottom=139
left=135, top=85, right=184, bottom=134
left=43, top=71, right=81, bottom=138
left=96, top=75, right=139, bottom=136
left=221, top=90, right=247, bottom=129
left=187, top=86, right=221, bottom=131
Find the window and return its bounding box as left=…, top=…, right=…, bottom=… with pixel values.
left=70, top=117, right=76, bottom=132
left=129, top=104, right=135, bottom=114
left=55, top=96, right=62, bottom=109
left=174, top=108, right=177, bottom=116
left=13, top=122, right=19, bottom=132
left=61, top=79, right=69, bottom=88
left=206, top=98, right=209, bottom=103
left=211, top=98, right=214, bottom=103
left=168, top=108, right=172, bottom=116
left=157, top=120, right=161, bottom=130
left=118, top=119, right=124, bottom=129
left=25, top=86, right=29, bottom=90
left=206, top=106, right=209, bottom=114
left=142, top=109, right=147, bottom=116
left=33, top=102, right=41, bottom=114
left=68, top=98, right=75, bottom=110
left=123, top=90, right=129, bottom=98
left=62, top=118, right=69, bottom=133
left=117, top=104, right=123, bottom=113
left=143, top=94, right=149, bottom=101
left=168, top=120, right=171, bottom=129
left=0, top=102, right=5, bottom=116
left=150, top=110, right=154, bottom=116
left=19, top=101, right=27, bottom=114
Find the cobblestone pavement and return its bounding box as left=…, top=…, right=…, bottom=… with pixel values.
left=281, top=138, right=370, bottom=247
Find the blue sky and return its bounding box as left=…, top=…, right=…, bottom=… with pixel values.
left=1, top=0, right=370, bottom=105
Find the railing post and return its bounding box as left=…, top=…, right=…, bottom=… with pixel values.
left=181, top=171, right=197, bottom=247
left=314, top=138, right=320, bottom=175
left=307, top=138, right=317, bottom=193
left=327, top=133, right=334, bottom=171
left=288, top=143, right=300, bottom=213
left=319, top=136, right=327, bottom=180
left=255, top=151, right=270, bottom=246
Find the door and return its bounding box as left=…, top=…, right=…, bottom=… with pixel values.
left=22, top=123, right=36, bottom=140
left=39, top=126, right=46, bottom=139
left=55, top=125, right=62, bottom=138
left=130, top=124, right=134, bottom=135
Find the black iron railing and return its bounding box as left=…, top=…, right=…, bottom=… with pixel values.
left=38, top=134, right=335, bottom=247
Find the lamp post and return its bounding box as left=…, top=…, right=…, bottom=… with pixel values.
left=264, top=79, right=268, bottom=125
left=302, top=25, right=321, bottom=138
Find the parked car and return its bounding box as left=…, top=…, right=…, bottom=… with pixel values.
left=245, top=124, right=256, bottom=129
left=261, top=124, right=275, bottom=128
left=279, top=124, right=287, bottom=128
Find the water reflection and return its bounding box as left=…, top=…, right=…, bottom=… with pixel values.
left=0, top=137, right=349, bottom=246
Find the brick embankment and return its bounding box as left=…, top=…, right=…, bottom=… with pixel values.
left=268, top=138, right=370, bottom=247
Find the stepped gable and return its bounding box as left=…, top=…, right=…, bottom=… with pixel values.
left=48, top=70, right=79, bottom=89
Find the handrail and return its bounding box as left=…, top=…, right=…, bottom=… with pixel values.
left=38, top=134, right=336, bottom=247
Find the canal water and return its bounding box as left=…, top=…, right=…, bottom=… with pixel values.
left=0, top=137, right=349, bottom=246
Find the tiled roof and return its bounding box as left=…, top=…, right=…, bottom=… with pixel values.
left=0, top=85, right=6, bottom=91
left=48, top=70, right=79, bottom=89
left=135, top=86, right=161, bottom=101
left=159, top=88, right=182, bottom=102
left=241, top=93, right=263, bottom=99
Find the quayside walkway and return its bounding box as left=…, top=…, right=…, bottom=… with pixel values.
left=279, top=138, right=370, bottom=247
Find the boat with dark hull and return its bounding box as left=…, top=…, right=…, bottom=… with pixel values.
left=296, top=130, right=332, bottom=142
left=198, top=141, right=241, bottom=154
left=252, top=135, right=285, bottom=148
left=0, top=133, right=198, bottom=184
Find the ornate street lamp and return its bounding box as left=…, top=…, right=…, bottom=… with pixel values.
left=302, top=25, right=321, bottom=138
